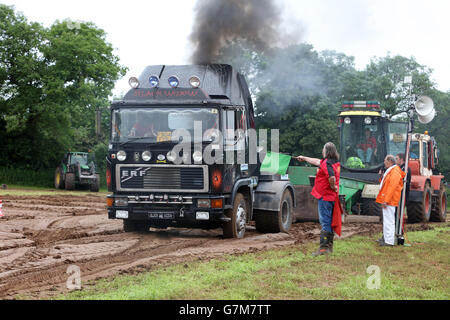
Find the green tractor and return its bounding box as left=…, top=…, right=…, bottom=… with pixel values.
left=54, top=152, right=100, bottom=192
left=338, top=101, right=408, bottom=217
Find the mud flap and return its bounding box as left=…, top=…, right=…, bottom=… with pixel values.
left=253, top=177, right=296, bottom=212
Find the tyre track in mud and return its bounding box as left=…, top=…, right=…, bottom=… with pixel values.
left=0, top=193, right=290, bottom=299
left=0, top=192, right=446, bottom=299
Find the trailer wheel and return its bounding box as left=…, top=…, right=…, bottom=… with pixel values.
left=223, top=193, right=247, bottom=239
left=54, top=167, right=65, bottom=189
left=65, top=173, right=75, bottom=190
left=430, top=185, right=447, bottom=222
left=123, top=220, right=150, bottom=233
left=90, top=174, right=100, bottom=192
left=407, top=184, right=432, bottom=223
left=255, top=190, right=293, bottom=233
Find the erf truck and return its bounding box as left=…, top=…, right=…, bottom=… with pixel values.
left=106, top=65, right=296, bottom=238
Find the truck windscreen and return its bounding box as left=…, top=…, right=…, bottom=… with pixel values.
left=111, top=107, right=219, bottom=143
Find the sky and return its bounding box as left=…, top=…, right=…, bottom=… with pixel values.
left=2, top=0, right=450, bottom=96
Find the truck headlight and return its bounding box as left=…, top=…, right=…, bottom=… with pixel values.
left=344, top=117, right=351, bottom=124
left=117, top=150, right=127, bottom=161
left=167, top=151, right=176, bottom=162
left=364, top=117, right=372, bottom=124
left=193, top=151, right=202, bottom=163
left=197, top=199, right=210, bottom=208
left=142, top=151, right=152, bottom=161
left=114, top=197, right=128, bottom=206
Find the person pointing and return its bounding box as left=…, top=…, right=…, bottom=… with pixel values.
left=296, top=142, right=342, bottom=256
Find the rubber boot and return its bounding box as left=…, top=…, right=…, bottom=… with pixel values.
left=312, top=231, right=331, bottom=256
left=328, top=231, right=334, bottom=253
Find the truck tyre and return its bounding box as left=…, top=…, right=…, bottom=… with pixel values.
left=65, top=173, right=75, bottom=190
left=54, top=167, right=65, bottom=189
left=407, top=184, right=432, bottom=223
left=123, top=220, right=150, bottom=233
left=90, top=174, right=100, bottom=192
left=223, top=193, right=247, bottom=239
left=255, top=190, right=293, bottom=233
left=430, top=185, right=447, bottom=222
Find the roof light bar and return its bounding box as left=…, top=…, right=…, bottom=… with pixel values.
left=189, top=76, right=201, bottom=88
left=342, top=101, right=380, bottom=108
left=128, top=77, right=140, bottom=89
left=149, top=75, right=160, bottom=88
left=168, top=76, right=179, bottom=88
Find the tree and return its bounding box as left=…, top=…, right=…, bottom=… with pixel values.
left=218, top=42, right=447, bottom=174
left=363, top=55, right=434, bottom=115
left=0, top=5, right=127, bottom=169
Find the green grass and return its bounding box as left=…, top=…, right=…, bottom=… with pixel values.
left=55, top=225, right=450, bottom=300
left=0, top=167, right=54, bottom=188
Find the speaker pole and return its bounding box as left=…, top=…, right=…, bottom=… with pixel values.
left=395, top=78, right=414, bottom=245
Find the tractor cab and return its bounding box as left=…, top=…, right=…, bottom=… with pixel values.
left=338, top=101, right=407, bottom=183
left=409, top=132, right=439, bottom=177
left=66, top=152, right=88, bottom=167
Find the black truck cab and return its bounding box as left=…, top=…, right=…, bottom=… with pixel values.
left=106, top=65, right=295, bottom=238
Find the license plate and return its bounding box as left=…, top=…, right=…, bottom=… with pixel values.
left=148, top=211, right=175, bottom=219
left=116, top=210, right=129, bottom=219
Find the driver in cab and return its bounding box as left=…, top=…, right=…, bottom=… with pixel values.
left=357, top=128, right=377, bottom=164
left=129, top=113, right=157, bottom=137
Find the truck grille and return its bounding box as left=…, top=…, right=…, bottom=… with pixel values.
left=116, top=165, right=208, bottom=192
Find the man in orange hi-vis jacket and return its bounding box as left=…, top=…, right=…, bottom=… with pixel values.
left=376, top=155, right=406, bottom=246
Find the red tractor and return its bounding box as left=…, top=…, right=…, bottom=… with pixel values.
left=407, top=131, right=447, bottom=223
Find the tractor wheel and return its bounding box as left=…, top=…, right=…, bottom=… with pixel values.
left=430, top=185, right=447, bottom=222
left=255, top=190, right=293, bottom=233
left=222, top=193, right=247, bottom=239
left=54, top=167, right=65, bottom=189
left=65, top=173, right=75, bottom=190
left=123, top=220, right=150, bottom=233
left=407, top=184, right=432, bottom=223
left=361, top=198, right=382, bottom=217
left=90, top=174, right=100, bottom=192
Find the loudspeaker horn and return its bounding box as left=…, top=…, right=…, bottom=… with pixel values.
left=414, top=96, right=434, bottom=116
left=418, top=108, right=436, bottom=124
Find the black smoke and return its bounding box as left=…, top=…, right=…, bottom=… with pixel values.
left=189, top=0, right=287, bottom=64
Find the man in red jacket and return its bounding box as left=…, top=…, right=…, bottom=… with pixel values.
left=296, top=142, right=342, bottom=256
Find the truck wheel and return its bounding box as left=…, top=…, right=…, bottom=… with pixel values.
left=123, top=220, right=150, bottom=233
left=223, top=193, right=247, bottom=239
left=430, top=185, right=447, bottom=222
left=90, top=174, right=100, bottom=192
left=54, top=167, right=65, bottom=189
left=407, top=184, right=432, bottom=223
left=255, top=190, right=293, bottom=233
left=65, top=173, right=75, bottom=190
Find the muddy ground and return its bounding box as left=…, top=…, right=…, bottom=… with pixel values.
left=0, top=192, right=447, bottom=299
